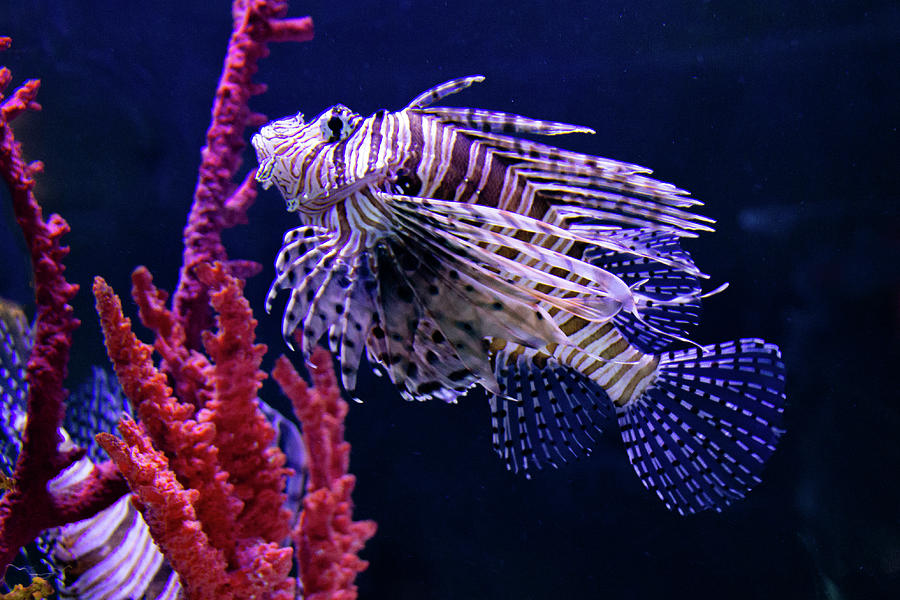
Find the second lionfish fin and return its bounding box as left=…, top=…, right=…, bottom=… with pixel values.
left=368, top=241, right=424, bottom=396
left=490, top=345, right=614, bottom=476
left=299, top=233, right=365, bottom=357
left=418, top=106, right=595, bottom=136
left=370, top=240, right=489, bottom=401
left=334, top=252, right=378, bottom=392
left=374, top=235, right=543, bottom=397
left=617, top=338, right=786, bottom=514
left=404, top=75, right=485, bottom=109
left=372, top=239, right=488, bottom=401
left=585, top=228, right=704, bottom=353
left=379, top=240, right=483, bottom=401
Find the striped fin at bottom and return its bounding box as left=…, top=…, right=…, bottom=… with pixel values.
left=618, top=338, right=786, bottom=514
left=490, top=350, right=614, bottom=476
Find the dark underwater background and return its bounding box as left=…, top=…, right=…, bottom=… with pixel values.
left=2, top=1, right=898, bottom=598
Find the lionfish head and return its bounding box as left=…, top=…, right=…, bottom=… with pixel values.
left=252, top=104, right=362, bottom=213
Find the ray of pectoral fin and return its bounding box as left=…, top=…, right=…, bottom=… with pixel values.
left=385, top=193, right=632, bottom=322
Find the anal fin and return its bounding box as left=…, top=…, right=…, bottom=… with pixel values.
left=490, top=345, right=615, bottom=476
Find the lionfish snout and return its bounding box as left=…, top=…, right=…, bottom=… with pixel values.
left=251, top=132, right=275, bottom=187
left=252, top=112, right=326, bottom=211
left=254, top=105, right=364, bottom=214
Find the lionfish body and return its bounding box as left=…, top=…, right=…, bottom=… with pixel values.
left=252, top=76, right=787, bottom=514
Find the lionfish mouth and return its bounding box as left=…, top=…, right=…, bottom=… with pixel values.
left=250, top=135, right=275, bottom=186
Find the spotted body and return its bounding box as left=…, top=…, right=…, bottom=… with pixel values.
left=252, top=76, right=787, bottom=514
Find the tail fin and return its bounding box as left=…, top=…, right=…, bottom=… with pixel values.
left=618, top=338, right=786, bottom=514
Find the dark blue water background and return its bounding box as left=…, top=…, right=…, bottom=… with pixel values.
left=2, top=1, right=898, bottom=598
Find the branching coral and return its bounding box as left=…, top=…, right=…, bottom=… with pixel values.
left=174, top=0, right=314, bottom=349
left=0, top=575, right=53, bottom=600
left=273, top=350, right=377, bottom=600
left=2, top=2, right=376, bottom=597
left=0, top=36, right=127, bottom=580
left=93, top=266, right=295, bottom=599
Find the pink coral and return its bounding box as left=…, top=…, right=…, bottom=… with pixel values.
left=95, top=421, right=232, bottom=599
left=273, top=350, right=377, bottom=600
left=3, top=2, right=377, bottom=597
left=174, top=0, right=314, bottom=348
left=93, top=266, right=295, bottom=599
left=0, top=36, right=127, bottom=580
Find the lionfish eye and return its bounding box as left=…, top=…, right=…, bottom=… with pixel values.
left=319, top=107, right=354, bottom=143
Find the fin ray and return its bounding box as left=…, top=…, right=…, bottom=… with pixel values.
left=420, top=107, right=595, bottom=136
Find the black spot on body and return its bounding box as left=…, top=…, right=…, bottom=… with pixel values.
left=418, top=381, right=442, bottom=395
left=393, top=168, right=422, bottom=196
left=397, top=285, right=414, bottom=303
left=456, top=321, right=474, bottom=333
left=448, top=369, right=469, bottom=381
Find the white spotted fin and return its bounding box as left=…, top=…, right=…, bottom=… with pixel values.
left=367, top=234, right=561, bottom=398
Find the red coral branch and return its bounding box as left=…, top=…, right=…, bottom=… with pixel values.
left=94, top=269, right=296, bottom=599
left=0, top=38, right=126, bottom=580
left=5, top=3, right=377, bottom=597
left=95, top=422, right=231, bottom=599
left=197, top=262, right=292, bottom=545
left=85, top=2, right=354, bottom=597
left=174, top=0, right=313, bottom=348
left=272, top=350, right=377, bottom=600
left=93, top=276, right=245, bottom=559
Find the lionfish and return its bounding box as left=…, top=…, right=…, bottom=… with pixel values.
left=251, top=76, right=787, bottom=514
left=0, top=300, right=306, bottom=599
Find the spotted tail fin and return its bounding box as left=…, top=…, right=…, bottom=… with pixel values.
left=618, top=338, right=786, bottom=514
